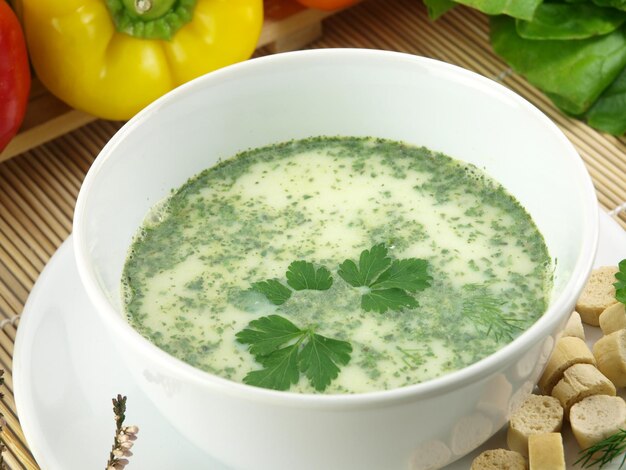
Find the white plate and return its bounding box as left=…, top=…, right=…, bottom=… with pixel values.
left=14, top=211, right=626, bottom=470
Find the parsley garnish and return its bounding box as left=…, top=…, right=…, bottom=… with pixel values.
left=338, top=244, right=392, bottom=287
left=338, top=243, right=432, bottom=313
left=251, top=280, right=291, bottom=305
left=615, top=259, right=626, bottom=305
left=251, top=261, right=334, bottom=306
left=236, top=315, right=352, bottom=391
left=575, top=428, right=626, bottom=469
left=361, top=288, right=419, bottom=313
left=237, top=245, right=431, bottom=391
left=286, top=261, right=333, bottom=291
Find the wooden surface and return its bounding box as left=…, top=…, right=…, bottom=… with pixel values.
left=0, top=0, right=625, bottom=467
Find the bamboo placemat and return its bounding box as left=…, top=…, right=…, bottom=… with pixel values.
left=0, top=0, right=624, bottom=467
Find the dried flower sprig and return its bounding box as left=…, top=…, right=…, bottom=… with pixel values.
left=106, top=395, right=139, bottom=470
left=575, top=429, right=626, bottom=469
left=0, top=370, right=6, bottom=470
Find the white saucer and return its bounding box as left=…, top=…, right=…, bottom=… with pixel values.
left=14, top=212, right=626, bottom=470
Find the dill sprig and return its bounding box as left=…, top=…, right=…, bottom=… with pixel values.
left=396, top=346, right=424, bottom=369
left=106, top=395, right=139, bottom=470
left=461, top=284, right=524, bottom=342
left=574, top=429, right=626, bottom=469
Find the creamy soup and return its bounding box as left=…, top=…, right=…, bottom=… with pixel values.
left=122, top=137, right=552, bottom=394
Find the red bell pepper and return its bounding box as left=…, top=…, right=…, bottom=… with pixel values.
left=296, top=0, right=358, bottom=11
left=0, top=0, right=30, bottom=152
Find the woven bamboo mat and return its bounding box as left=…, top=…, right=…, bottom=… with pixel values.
left=0, top=0, right=624, bottom=467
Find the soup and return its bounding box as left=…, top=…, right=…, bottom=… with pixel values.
left=122, top=136, right=552, bottom=394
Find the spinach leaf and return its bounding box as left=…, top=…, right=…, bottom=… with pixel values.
left=423, top=0, right=457, bottom=19
left=454, top=0, right=542, bottom=20
left=516, top=4, right=626, bottom=40
left=593, top=0, right=626, bottom=12
left=490, top=16, right=626, bottom=115
left=586, top=66, right=626, bottom=134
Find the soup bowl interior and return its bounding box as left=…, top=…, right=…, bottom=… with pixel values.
left=73, top=49, right=597, bottom=469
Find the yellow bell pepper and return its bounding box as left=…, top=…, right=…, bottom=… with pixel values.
left=18, top=0, right=263, bottom=120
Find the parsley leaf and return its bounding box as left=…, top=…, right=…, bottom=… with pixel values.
left=338, top=244, right=432, bottom=313
left=249, top=261, right=333, bottom=304
left=251, top=280, right=291, bottom=305
left=338, top=243, right=392, bottom=287
left=615, top=259, right=626, bottom=305
left=299, top=333, right=352, bottom=391
left=243, top=346, right=301, bottom=391
left=286, top=261, right=333, bottom=291
left=361, top=288, right=419, bottom=313
left=373, top=259, right=431, bottom=292
left=236, top=315, right=352, bottom=392
left=235, top=315, right=303, bottom=356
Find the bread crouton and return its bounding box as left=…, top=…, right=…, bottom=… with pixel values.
left=538, top=337, right=595, bottom=394
left=470, top=449, right=527, bottom=470
left=507, top=395, right=563, bottom=456
left=551, top=363, right=616, bottom=415
left=570, top=395, right=626, bottom=450
left=576, top=266, right=619, bottom=326
left=593, top=329, right=626, bottom=388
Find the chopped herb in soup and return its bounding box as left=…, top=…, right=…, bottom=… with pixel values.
left=122, top=137, right=552, bottom=394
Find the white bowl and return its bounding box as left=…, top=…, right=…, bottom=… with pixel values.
left=73, top=49, right=598, bottom=469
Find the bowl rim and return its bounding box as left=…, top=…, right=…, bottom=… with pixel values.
left=73, top=48, right=599, bottom=410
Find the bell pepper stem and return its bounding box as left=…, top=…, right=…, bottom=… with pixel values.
left=107, top=0, right=196, bottom=40
left=135, top=0, right=152, bottom=14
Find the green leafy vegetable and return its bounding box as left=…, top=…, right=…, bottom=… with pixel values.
left=286, top=260, right=333, bottom=291
left=516, top=4, right=626, bottom=40
left=490, top=15, right=626, bottom=115
left=338, top=243, right=432, bottom=313
left=593, top=0, right=626, bottom=12
left=461, top=284, right=524, bottom=341
left=422, top=0, right=626, bottom=134
left=574, top=428, right=626, bottom=469
left=615, top=259, right=626, bottom=304
left=454, top=0, right=542, bottom=20
left=236, top=315, right=352, bottom=392
left=251, top=279, right=292, bottom=305
left=423, top=0, right=457, bottom=19
left=586, top=67, right=626, bottom=135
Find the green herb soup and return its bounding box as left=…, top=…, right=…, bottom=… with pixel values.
left=123, top=137, right=552, bottom=394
